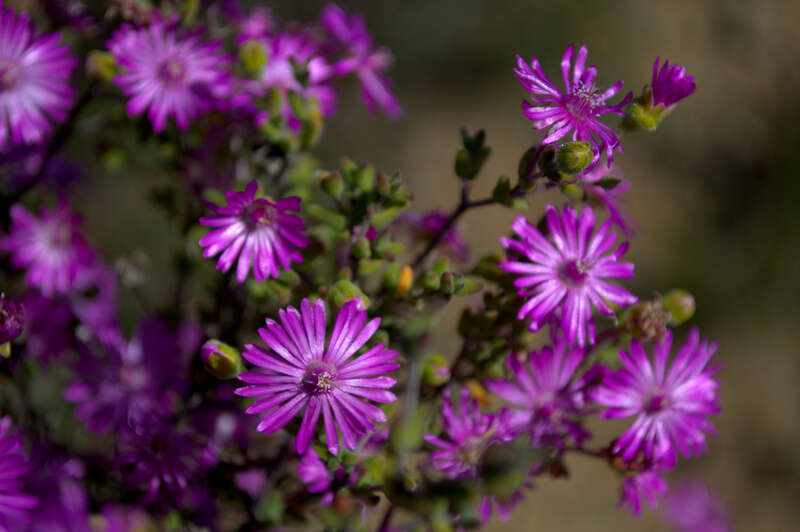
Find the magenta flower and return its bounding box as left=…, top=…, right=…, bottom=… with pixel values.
left=1, top=203, right=95, bottom=297
left=662, top=479, right=730, bottom=532
left=0, top=297, right=24, bottom=345
left=0, top=417, right=38, bottom=529
left=108, top=19, right=231, bottom=132
left=579, top=163, right=637, bottom=237
left=500, top=205, right=637, bottom=347
left=486, top=339, right=595, bottom=447
left=619, top=471, right=667, bottom=516
left=320, top=3, right=402, bottom=118
left=297, top=448, right=335, bottom=504
left=0, top=6, right=76, bottom=148
left=594, top=329, right=721, bottom=467
left=514, top=44, right=631, bottom=166
left=198, top=181, right=310, bottom=283
left=650, top=57, right=695, bottom=110
left=400, top=210, right=470, bottom=262
left=424, top=388, right=513, bottom=479
left=236, top=298, right=399, bottom=455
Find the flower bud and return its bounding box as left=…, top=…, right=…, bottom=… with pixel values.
left=327, top=280, right=370, bottom=310
left=396, top=266, right=413, bottom=297
left=556, top=141, right=593, bottom=175
left=352, top=236, right=371, bottom=260
left=0, top=298, right=23, bottom=356
left=439, top=271, right=456, bottom=295
left=537, top=145, right=561, bottom=181
left=422, top=354, right=450, bottom=386
left=625, top=298, right=670, bottom=341
left=560, top=183, right=584, bottom=200
left=240, top=39, right=268, bottom=73
left=622, top=97, right=665, bottom=132
left=86, top=51, right=118, bottom=81
left=491, top=175, right=512, bottom=205
left=421, top=270, right=440, bottom=292
left=663, top=289, right=695, bottom=326
left=201, top=340, right=242, bottom=379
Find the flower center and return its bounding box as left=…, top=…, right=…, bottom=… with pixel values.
left=157, top=57, right=187, bottom=84
left=0, top=61, right=20, bottom=91
left=301, top=362, right=337, bottom=395
left=644, top=393, right=669, bottom=414
left=559, top=259, right=589, bottom=286
left=563, top=82, right=601, bottom=123
left=247, top=204, right=276, bottom=226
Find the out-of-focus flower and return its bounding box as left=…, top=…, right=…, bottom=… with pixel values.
left=0, top=417, right=38, bottom=529
left=424, top=388, right=513, bottom=479
left=400, top=210, right=470, bottom=263
left=1, top=203, right=95, bottom=297
left=320, top=3, right=402, bottom=118
left=235, top=8, right=274, bottom=42
left=500, top=205, right=637, bottom=347
left=96, top=505, right=156, bottom=532
left=579, top=163, right=637, bottom=237
left=486, top=339, right=594, bottom=447
left=64, top=319, right=194, bottom=433
left=619, top=471, right=668, bottom=516
left=24, top=454, right=91, bottom=532
left=20, top=293, right=76, bottom=362
left=236, top=298, right=399, bottom=455
left=234, top=469, right=267, bottom=499
left=0, top=297, right=24, bottom=346
left=0, top=6, right=76, bottom=149
left=116, top=421, right=218, bottom=502
left=514, top=44, right=631, bottom=167
left=594, top=329, right=721, bottom=467
left=107, top=19, right=231, bottom=132
left=69, top=265, right=122, bottom=347
left=199, top=181, right=310, bottom=282
left=297, top=448, right=334, bottom=504
left=661, top=478, right=730, bottom=532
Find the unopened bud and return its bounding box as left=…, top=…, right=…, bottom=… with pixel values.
left=86, top=51, right=118, bottom=81
left=560, top=183, right=584, bottom=200
left=201, top=340, right=242, bottom=379
left=327, top=280, right=369, bottom=310
left=396, top=266, right=413, bottom=297
left=440, top=271, right=455, bottom=295
left=422, top=354, right=450, bottom=386
left=0, top=298, right=24, bottom=355
left=626, top=298, right=670, bottom=341
left=352, top=237, right=371, bottom=260
left=318, top=171, right=344, bottom=198
left=537, top=145, right=561, bottom=181
left=663, top=289, right=695, bottom=326
left=556, top=141, right=594, bottom=175
left=240, top=39, right=268, bottom=73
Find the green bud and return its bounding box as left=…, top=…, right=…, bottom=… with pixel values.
left=287, top=91, right=308, bottom=121
left=370, top=206, right=407, bottom=229
left=431, top=256, right=450, bottom=276
left=357, top=259, right=382, bottom=277
left=518, top=145, right=539, bottom=181
left=352, top=237, right=371, bottom=259
left=239, top=39, right=268, bottom=73
left=0, top=343, right=10, bottom=358
left=340, top=157, right=359, bottom=183
left=355, top=164, right=375, bottom=193
left=454, top=276, right=482, bottom=295
left=537, top=145, right=561, bottom=181
left=492, top=175, right=512, bottom=205
left=376, top=172, right=392, bottom=197
left=422, top=354, right=450, bottom=386
left=440, top=271, right=456, bottom=295
left=381, top=262, right=401, bottom=291
left=299, top=96, right=323, bottom=148
left=201, top=340, right=242, bottom=379
left=86, top=51, right=118, bottom=81
left=318, top=171, right=344, bottom=198
left=421, top=270, right=441, bottom=292
left=556, top=141, right=593, bottom=175
left=663, top=289, right=695, bottom=326
left=327, top=280, right=370, bottom=310
left=454, top=148, right=473, bottom=180
left=471, top=252, right=505, bottom=282
left=265, top=88, right=284, bottom=118
left=560, top=183, right=584, bottom=200
left=622, top=89, right=671, bottom=132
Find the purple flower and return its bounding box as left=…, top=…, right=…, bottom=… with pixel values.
left=579, top=164, right=637, bottom=237
left=1, top=203, right=95, bottom=297
left=321, top=3, right=402, bottom=118
left=68, top=265, right=122, bottom=348
left=236, top=298, right=399, bottom=455
left=19, top=293, right=76, bottom=362
left=594, top=329, right=721, bottom=467
left=234, top=469, right=267, bottom=499
left=619, top=471, right=667, bottom=516
left=108, top=19, right=231, bottom=132
left=117, top=421, right=218, bottom=503
left=0, top=417, right=38, bottom=529
left=297, top=448, right=334, bottom=504
left=514, top=45, right=631, bottom=166
left=235, top=8, right=274, bottom=42
left=64, top=319, right=194, bottom=433
left=424, top=388, right=513, bottom=479
left=24, top=454, right=91, bottom=532
left=96, top=506, right=155, bottom=532
left=0, top=297, right=24, bottom=345
left=199, top=181, right=310, bottom=282
left=661, top=478, right=730, bottom=532
left=650, top=57, right=696, bottom=110
left=0, top=6, right=76, bottom=148
left=500, top=205, right=637, bottom=347
left=400, top=210, right=470, bottom=263
left=485, top=339, right=594, bottom=447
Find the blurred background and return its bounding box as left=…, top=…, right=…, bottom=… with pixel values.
left=273, top=1, right=799, bottom=530
left=64, top=0, right=800, bottom=530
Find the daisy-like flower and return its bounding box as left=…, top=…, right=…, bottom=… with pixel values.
left=579, top=163, right=637, bottom=237
left=235, top=298, right=399, bottom=455
left=650, top=57, right=696, bottom=110
left=297, top=448, right=334, bottom=504
left=1, top=203, right=95, bottom=297
left=0, top=6, right=76, bottom=148
left=486, top=339, right=597, bottom=447
left=514, top=44, right=631, bottom=166
left=593, top=329, right=721, bottom=467
left=320, top=3, right=402, bottom=118
left=198, top=181, right=310, bottom=283
left=662, top=478, right=730, bottom=532
left=424, top=388, right=513, bottom=479
left=0, top=416, right=38, bottom=529
left=107, top=19, right=231, bottom=132
left=500, top=205, right=637, bottom=347
left=619, top=470, right=668, bottom=516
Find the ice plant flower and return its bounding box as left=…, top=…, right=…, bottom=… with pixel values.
left=485, top=339, right=594, bottom=447
left=424, top=388, right=513, bottom=479
left=619, top=471, right=668, bottom=516
left=107, top=19, right=231, bottom=132
left=500, top=205, right=637, bottom=347
left=1, top=203, right=95, bottom=297
left=594, top=329, right=721, bottom=467
left=514, top=44, right=631, bottom=166
left=400, top=210, right=470, bottom=262
left=0, top=6, right=76, bottom=148
left=198, top=181, right=310, bottom=283
left=0, top=417, right=38, bottom=529
left=579, top=163, right=637, bottom=237
left=297, top=448, right=335, bottom=504
left=650, top=57, right=696, bottom=110
left=236, top=298, right=399, bottom=455
left=661, top=479, right=730, bottom=532
left=320, top=3, right=402, bottom=118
